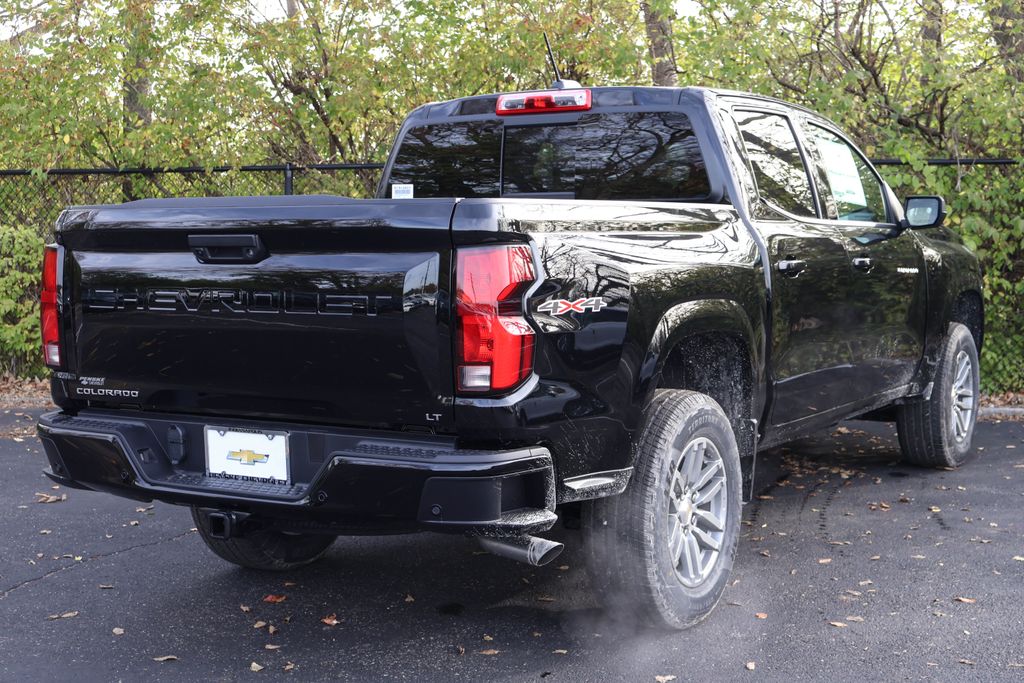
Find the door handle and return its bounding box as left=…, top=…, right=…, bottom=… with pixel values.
left=188, top=234, right=267, bottom=264
left=852, top=257, right=873, bottom=272
left=777, top=259, right=806, bottom=276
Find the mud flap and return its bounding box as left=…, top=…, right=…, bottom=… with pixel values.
left=732, top=418, right=758, bottom=503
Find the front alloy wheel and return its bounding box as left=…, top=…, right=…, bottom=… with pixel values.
left=897, top=322, right=980, bottom=468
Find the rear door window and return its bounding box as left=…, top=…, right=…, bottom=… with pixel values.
left=735, top=111, right=816, bottom=218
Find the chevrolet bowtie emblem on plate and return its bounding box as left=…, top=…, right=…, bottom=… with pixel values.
left=227, top=449, right=270, bottom=465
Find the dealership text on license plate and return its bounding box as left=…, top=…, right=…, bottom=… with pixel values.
left=205, top=427, right=290, bottom=486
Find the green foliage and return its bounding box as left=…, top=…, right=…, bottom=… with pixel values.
left=0, top=224, right=44, bottom=378
left=671, top=0, right=1024, bottom=392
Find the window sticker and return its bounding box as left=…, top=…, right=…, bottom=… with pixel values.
left=391, top=183, right=414, bottom=199
left=815, top=137, right=866, bottom=207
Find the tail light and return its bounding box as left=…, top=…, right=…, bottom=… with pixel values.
left=496, top=89, right=591, bottom=115
left=455, top=245, right=536, bottom=393
left=40, top=246, right=60, bottom=367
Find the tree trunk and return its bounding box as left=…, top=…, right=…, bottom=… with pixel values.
left=642, top=1, right=677, bottom=86
left=988, top=0, right=1024, bottom=82
left=121, top=0, right=155, bottom=199
left=122, top=0, right=154, bottom=132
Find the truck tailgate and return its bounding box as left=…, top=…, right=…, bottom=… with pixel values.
left=58, top=196, right=455, bottom=432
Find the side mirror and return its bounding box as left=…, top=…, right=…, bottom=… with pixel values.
left=903, top=195, right=946, bottom=229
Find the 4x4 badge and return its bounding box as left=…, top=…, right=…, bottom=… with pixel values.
left=537, top=297, right=607, bottom=315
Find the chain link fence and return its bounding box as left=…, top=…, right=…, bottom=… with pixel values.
left=0, top=164, right=385, bottom=238
left=1, top=158, right=1019, bottom=239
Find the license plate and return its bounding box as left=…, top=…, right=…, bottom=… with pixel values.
left=205, top=426, right=290, bottom=486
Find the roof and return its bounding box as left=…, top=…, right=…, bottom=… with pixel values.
left=409, top=85, right=841, bottom=130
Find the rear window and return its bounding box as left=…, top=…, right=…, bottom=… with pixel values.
left=387, top=112, right=710, bottom=201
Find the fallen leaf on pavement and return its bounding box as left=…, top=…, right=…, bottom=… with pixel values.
left=656, top=676, right=678, bottom=682
left=829, top=621, right=847, bottom=628
left=250, top=662, right=264, bottom=672
left=321, top=614, right=339, bottom=626
left=846, top=616, right=865, bottom=622
left=262, top=594, right=287, bottom=604
left=283, top=662, right=295, bottom=671
left=483, top=635, right=493, bottom=641
left=553, top=649, right=568, bottom=655
left=34, top=492, right=66, bottom=504
left=153, top=656, right=178, bottom=662
left=46, top=611, right=78, bottom=620
left=479, top=649, right=500, bottom=655
left=959, top=659, right=975, bottom=665
left=1013, top=556, right=1024, bottom=562
left=99, top=584, right=114, bottom=590
left=404, top=593, right=415, bottom=603
left=268, top=625, right=278, bottom=635
left=745, top=662, right=756, bottom=671
left=818, top=558, right=832, bottom=565
left=240, top=605, right=251, bottom=613
left=253, top=621, right=267, bottom=629
left=954, top=597, right=977, bottom=604
left=264, top=644, right=281, bottom=651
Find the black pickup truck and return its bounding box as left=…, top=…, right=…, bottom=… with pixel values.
left=37, top=84, right=983, bottom=629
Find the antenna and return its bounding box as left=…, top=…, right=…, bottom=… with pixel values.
left=543, top=32, right=562, bottom=83
left=541, top=33, right=582, bottom=90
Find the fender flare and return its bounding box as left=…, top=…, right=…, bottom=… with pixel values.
left=633, top=298, right=762, bottom=501
left=636, top=298, right=759, bottom=410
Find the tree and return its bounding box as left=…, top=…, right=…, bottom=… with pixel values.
left=642, top=0, right=677, bottom=85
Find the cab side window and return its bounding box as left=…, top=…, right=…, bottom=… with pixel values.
left=804, top=124, right=887, bottom=223
left=735, top=110, right=816, bottom=218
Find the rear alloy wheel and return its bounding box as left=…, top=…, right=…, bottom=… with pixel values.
left=897, top=323, right=980, bottom=468
left=583, top=390, right=742, bottom=630
left=666, top=436, right=729, bottom=588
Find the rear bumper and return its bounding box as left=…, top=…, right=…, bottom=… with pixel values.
left=37, top=410, right=556, bottom=536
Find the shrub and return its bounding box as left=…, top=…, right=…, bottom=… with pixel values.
left=0, top=224, right=44, bottom=378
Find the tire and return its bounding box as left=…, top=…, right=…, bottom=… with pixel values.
left=583, top=390, right=742, bottom=630
left=896, top=323, right=980, bottom=468
left=191, top=507, right=335, bottom=571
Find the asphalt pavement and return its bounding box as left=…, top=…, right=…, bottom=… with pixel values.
left=1, top=407, right=1022, bottom=682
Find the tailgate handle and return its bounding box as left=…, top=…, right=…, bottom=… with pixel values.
left=188, top=234, right=267, bottom=264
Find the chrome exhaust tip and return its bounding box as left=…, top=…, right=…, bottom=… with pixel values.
left=477, top=535, right=564, bottom=567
